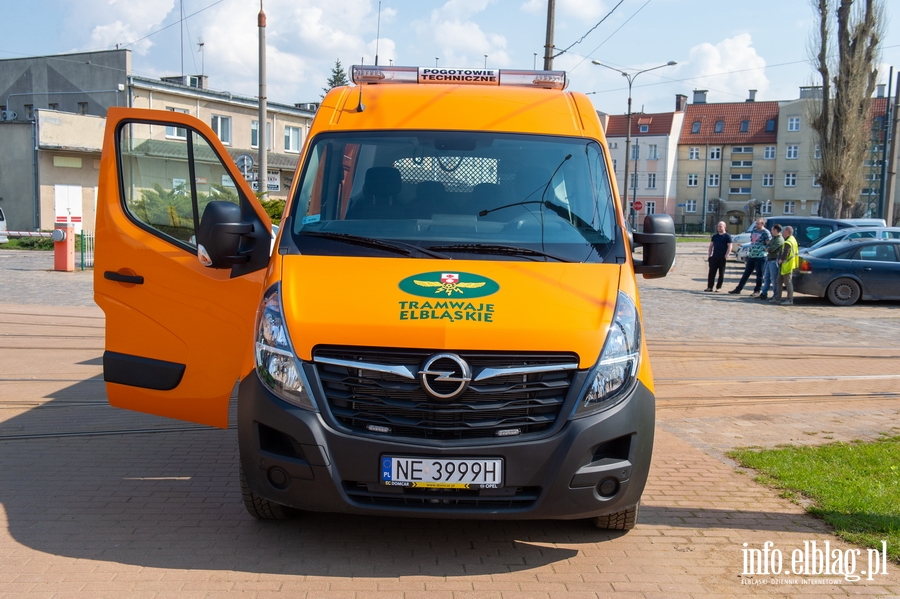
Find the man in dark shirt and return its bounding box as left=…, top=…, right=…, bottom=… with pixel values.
left=706, top=221, right=733, bottom=292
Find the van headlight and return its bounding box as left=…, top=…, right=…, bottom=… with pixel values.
left=574, top=291, right=641, bottom=417
left=255, top=283, right=316, bottom=410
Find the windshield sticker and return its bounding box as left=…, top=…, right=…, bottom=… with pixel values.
left=398, top=272, right=499, bottom=323
left=301, top=214, right=321, bottom=225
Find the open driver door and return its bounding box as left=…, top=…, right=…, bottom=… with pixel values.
left=94, top=108, right=272, bottom=427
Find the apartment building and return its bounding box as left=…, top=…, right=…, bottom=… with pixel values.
left=604, top=95, right=686, bottom=228
left=0, top=49, right=315, bottom=232
left=676, top=90, right=780, bottom=233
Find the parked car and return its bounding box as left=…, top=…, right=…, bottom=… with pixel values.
left=838, top=218, right=887, bottom=227
left=736, top=242, right=750, bottom=263
left=0, top=207, right=7, bottom=244
left=801, top=227, right=900, bottom=254
left=794, top=239, right=900, bottom=305
left=730, top=217, right=858, bottom=257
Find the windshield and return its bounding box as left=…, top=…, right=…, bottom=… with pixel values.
left=286, top=131, right=621, bottom=263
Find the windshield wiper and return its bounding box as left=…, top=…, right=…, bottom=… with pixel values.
left=425, top=243, right=573, bottom=262
left=301, top=232, right=451, bottom=259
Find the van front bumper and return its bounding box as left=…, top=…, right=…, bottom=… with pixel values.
left=237, top=372, right=655, bottom=520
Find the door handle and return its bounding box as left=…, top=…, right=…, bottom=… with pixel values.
left=104, top=271, right=144, bottom=284
left=862, top=267, right=873, bottom=271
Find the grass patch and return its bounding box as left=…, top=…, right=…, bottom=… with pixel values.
left=729, top=436, right=900, bottom=563
left=1, top=237, right=53, bottom=250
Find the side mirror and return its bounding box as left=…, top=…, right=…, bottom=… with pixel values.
left=197, top=201, right=254, bottom=269
left=632, top=214, right=676, bottom=279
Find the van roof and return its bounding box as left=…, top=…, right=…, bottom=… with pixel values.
left=317, top=83, right=602, bottom=139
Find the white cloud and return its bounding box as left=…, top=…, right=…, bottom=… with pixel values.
left=683, top=34, right=769, bottom=101
left=414, top=1, right=510, bottom=67
left=89, top=21, right=153, bottom=55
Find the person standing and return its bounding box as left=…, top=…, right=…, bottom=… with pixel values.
left=705, top=221, right=733, bottom=292
left=772, top=225, right=799, bottom=305
left=728, top=218, right=772, bottom=295
left=757, top=223, right=784, bottom=300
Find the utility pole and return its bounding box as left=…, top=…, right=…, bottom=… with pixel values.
left=885, top=71, right=900, bottom=225
left=543, top=0, right=555, bottom=70
left=258, top=1, right=267, bottom=197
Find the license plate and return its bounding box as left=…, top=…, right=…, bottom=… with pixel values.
left=380, top=456, right=503, bottom=489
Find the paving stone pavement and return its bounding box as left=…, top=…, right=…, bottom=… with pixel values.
left=1, top=246, right=899, bottom=598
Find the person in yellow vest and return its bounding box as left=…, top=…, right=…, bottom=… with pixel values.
left=771, top=225, right=800, bottom=305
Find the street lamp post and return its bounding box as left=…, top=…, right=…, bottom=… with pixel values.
left=592, top=60, right=676, bottom=224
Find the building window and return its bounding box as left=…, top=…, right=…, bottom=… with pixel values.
left=740, top=119, right=750, bottom=132
left=691, top=121, right=701, bottom=134
left=630, top=144, right=640, bottom=160
left=645, top=201, right=656, bottom=215
left=708, top=173, right=719, bottom=187
left=24, top=104, right=34, bottom=119
left=811, top=201, right=820, bottom=215
left=165, top=107, right=189, bottom=139
left=813, top=175, right=822, bottom=188
left=731, top=160, right=753, bottom=168
left=687, top=174, right=698, bottom=187
left=730, top=173, right=752, bottom=180
left=639, top=124, right=649, bottom=133
left=284, top=126, right=302, bottom=153
left=784, top=172, right=797, bottom=187
left=689, top=147, right=700, bottom=160
left=685, top=199, right=697, bottom=213
left=211, top=115, right=232, bottom=145
left=761, top=200, right=772, bottom=215
left=709, top=147, right=721, bottom=160
left=732, top=146, right=753, bottom=154
left=764, top=146, right=776, bottom=159
left=786, top=145, right=799, bottom=159
left=48, top=102, right=58, bottom=110
left=729, top=187, right=751, bottom=194
left=629, top=173, right=638, bottom=189
left=714, top=120, right=724, bottom=133
left=784, top=200, right=796, bottom=214
left=612, top=159, right=617, bottom=173
left=766, top=118, right=776, bottom=132
left=251, top=121, right=272, bottom=150
left=646, top=173, right=657, bottom=189
left=788, top=116, right=801, bottom=131
left=648, top=144, right=659, bottom=160
left=814, top=145, right=821, bottom=159
left=762, top=173, right=774, bottom=187
left=78, top=102, right=88, bottom=115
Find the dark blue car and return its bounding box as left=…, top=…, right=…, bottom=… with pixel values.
left=794, top=239, right=900, bottom=305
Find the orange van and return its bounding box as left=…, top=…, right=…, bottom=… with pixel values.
left=95, top=65, right=675, bottom=529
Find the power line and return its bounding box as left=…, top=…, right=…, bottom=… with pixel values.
left=121, top=0, right=228, bottom=50
left=553, top=0, right=625, bottom=58
left=569, top=0, right=654, bottom=72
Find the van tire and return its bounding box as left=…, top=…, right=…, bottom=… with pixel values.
left=593, top=503, right=638, bottom=530
left=239, top=464, right=297, bottom=520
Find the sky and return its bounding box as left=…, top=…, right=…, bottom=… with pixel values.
left=2, top=0, right=900, bottom=116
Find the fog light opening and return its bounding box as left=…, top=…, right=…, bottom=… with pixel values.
left=598, top=478, right=618, bottom=497
left=267, top=467, right=290, bottom=490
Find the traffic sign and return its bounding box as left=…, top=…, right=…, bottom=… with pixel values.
left=632, top=200, right=643, bottom=211
left=677, top=203, right=686, bottom=207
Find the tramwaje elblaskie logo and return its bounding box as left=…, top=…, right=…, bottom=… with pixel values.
left=741, top=540, right=889, bottom=583
left=398, top=272, right=500, bottom=323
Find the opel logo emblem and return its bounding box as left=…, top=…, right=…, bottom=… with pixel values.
left=418, top=353, right=472, bottom=400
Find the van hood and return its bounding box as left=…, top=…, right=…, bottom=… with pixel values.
left=280, top=256, right=621, bottom=369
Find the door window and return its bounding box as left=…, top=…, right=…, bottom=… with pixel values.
left=118, top=121, right=241, bottom=250
left=856, top=245, right=898, bottom=262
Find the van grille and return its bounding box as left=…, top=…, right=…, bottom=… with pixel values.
left=343, top=481, right=541, bottom=509
left=313, top=347, right=579, bottom=440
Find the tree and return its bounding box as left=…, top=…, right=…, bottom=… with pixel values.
left=809, top=0, right=884, bottom=219
left=322, top=59, right=349, bottom=97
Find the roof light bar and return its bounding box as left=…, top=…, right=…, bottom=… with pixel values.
left=350, top=66, right=567, bottom=90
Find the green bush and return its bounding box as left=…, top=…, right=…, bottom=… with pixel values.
left=259, top=199, right=286, bottom=225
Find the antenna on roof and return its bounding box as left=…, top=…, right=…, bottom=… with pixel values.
left=197, top=37, right=205, bottom=76
left=374, top=1, right=381, bottom=66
